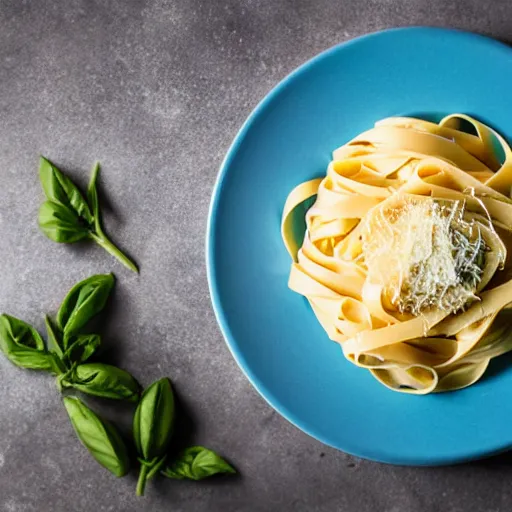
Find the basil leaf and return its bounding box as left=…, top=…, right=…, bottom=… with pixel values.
left=134, top=378, right=175, bottom=496
left=162, top=447, right=236, bottom=480
left=0, top=314, right=62, bottom=373
left=39, top=157, right=93, bottom=225
left=61, top=363, right=140, bottom=402
left=45, top=315, right=64, bottom=358
left=63, top=396, right=130, bottom=477
left=57, top=274, right=115, bottom=337
left=133, top=378, right=175, bottom=460
left=38, top=201, right=90, bottom=244
left=1, top=315, right=44, bottom=351
left=63, top=334, right=100, bottom=366
left=87, top=162, right=101, bottom=232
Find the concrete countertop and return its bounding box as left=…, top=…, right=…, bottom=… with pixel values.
left=1, top=1, right=512, bottom=511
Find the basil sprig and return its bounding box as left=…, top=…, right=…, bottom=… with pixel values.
left=63, top=396, right=130, bottom=477
left=0, top=272, right=236, bottom=494
left=0, top=315, right=64, bottom=374
left=162, top=447, right=236, bottom=481
left=134, top=378, right=175, bottom=496
left=59, top=363, right=140, bottom=402
left=38, top=157, right=138, bottom=272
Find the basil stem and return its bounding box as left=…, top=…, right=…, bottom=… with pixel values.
left=86, top=162, right=138, bottom=273
left=161, top=446, right=236, bottom=481
left=63, top=396, right=130, bottom=477
left=38, top=157, right=138, bottom=272
left=89, top=233, right=138, bottom=273
left=133, top=378, right=175, bottom=496
left=136, top=464, right=150, bottom=497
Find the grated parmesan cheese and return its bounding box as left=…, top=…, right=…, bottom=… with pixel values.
left=362, top=196, right=485, bottom=316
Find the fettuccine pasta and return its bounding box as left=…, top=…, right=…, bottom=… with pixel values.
left=281, top=114, right=512, bottom=394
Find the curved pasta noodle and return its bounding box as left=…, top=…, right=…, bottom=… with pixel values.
left=282, top=114, right=512, bottom=394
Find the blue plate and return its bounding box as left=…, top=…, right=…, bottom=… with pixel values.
left=206, top=27, right=512, bottom=465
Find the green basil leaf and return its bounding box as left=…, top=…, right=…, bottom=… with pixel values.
left=133, top=378, right=175, bottom=461
left=0, top=314, right=62, bottom=373
left=162, top=447, right=236, bottom=481
left=134, top=379, right=175, bottom=496
left=57, top=273, right=115, bottom=337
left=45, top=315, right=64, bottom=357
left=63, top=396, right=130, bottom=477
left=44, top=316, right=67, bottom=374
left=62, top=363, right=140, bottom=402
left=0, top=315, right=44, bottom=351
left=87, top=162, right=101, bottom=232
left=63, top=334, right=100, bottom=366
left=38, top=200, right=90, bottom=244
left=39, top=157, right=93, bottom=225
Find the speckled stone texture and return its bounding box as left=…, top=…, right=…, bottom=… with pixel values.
left=1, top=1, right=512, bottom=511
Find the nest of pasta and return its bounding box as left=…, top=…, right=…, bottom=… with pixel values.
left=282, top=114, right=512, bottom=394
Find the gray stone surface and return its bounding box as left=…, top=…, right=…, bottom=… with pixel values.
left=1, top=0, right=512, bottom=511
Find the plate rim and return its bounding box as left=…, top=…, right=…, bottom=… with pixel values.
left=206, top=26, right=512, bottom=466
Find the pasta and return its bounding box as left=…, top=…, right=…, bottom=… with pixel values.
left=281, top=114, right=512, bottom=394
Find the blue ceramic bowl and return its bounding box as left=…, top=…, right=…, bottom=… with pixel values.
left=207, top=27, right=512, bottom=465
